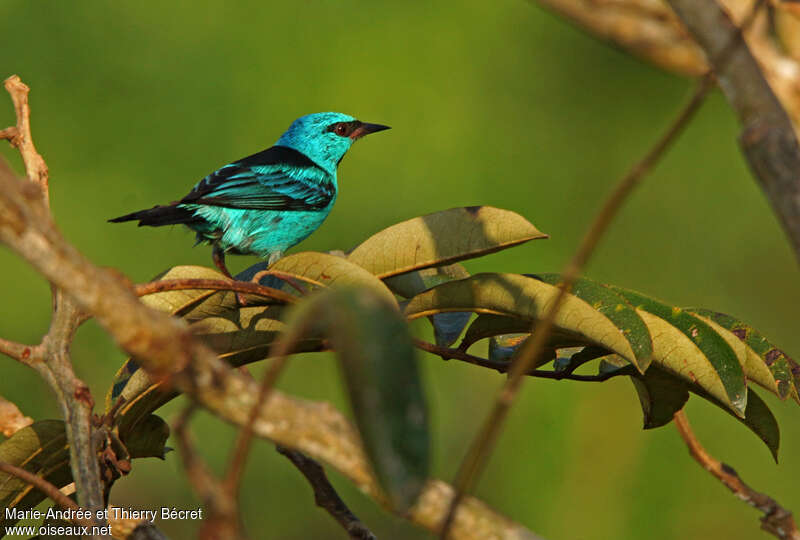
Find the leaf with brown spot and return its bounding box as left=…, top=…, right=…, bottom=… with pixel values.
left=283, top=287, right=429, bottom=512
left=687, top=308, right=800, bottom=404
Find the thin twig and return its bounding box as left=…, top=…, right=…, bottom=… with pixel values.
left=223, top=313, right=316, bottom=495
left=135, top=278, right=297, bottom=304
left=438, top=2, right=768, bottom=537
left=414, top=339, right=632, bottom=381
left=2, top=75, right=48, bottom=206
left=0, top=461, right=96, bottom=528
left=0, top=337, right=39, bottom=365
left=673, top=410, right=800, bottom=540
left=173, top=405, right=242, bottom=540
left=277, top=445, right=376, bottom=540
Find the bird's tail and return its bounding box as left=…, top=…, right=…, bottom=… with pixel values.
left=109, top=204, right=198, bottom=227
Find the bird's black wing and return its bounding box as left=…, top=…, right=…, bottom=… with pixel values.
left=180, top=145, right=335, bottom=211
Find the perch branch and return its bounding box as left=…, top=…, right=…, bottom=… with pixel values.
left=673, top=410, right=800, bottom=540
left=277, top=445, right=377, bottom=540
left=135, top=278, right=297, bottom=304
left=438, top=2, right=767, bottom=537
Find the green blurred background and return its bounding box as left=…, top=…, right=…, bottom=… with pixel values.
left=2, top=1, right=799, bottom=538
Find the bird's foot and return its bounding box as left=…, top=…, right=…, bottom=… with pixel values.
left=212, top=246, right=248, bottom=307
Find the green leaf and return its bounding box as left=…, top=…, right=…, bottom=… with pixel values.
left=122, top=414, right=170, bottom=460
left=0, top=420, right=71, bottom=530
left=284, top=287, right=429, bottom=512
left=630, top=364, right=690, bottom=429
left=348, top=207, right=548, bottom=279
left=611, top=287, right=748, bottom=417
left=270, top=252, right=398, bottom=306
left=687, top=308, right=799, bottom=403
left=535, top=275, right=653, bottom=372
left=405, top=273, right=643, bottom=369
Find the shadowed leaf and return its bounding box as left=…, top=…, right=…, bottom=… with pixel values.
left=348, top=207, right=547, bottom=279
left=283, top=287, right=429, bottom=512
left=0, top=420, right=71, bottom=531
left=630, top=364, right=690, bottom=429
left=405, top=273, right=642, bottom=369
left=123, top=414, right=170, bottom=460
left=269, top=252, right=397, bottom=305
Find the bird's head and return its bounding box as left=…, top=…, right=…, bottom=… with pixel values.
left=276, top=112, right=390, bottom=173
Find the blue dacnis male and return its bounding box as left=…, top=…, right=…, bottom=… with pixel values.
left=110, top=112, right=389, bottom=277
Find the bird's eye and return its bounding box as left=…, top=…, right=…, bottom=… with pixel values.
left=334, top=123, right=348, bottom=136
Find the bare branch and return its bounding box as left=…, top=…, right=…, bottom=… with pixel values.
left=664, top=0, right=800, bottom=262
left=530, top=0, right=800, bottom=132
left=2, top=75, right=49, bottom=206
left=414, top=339, right=633, bottom=381
left=277, top=445, right=376, bottom=540
left=673, top=410, right=800, bottom=540
left=0, top=337, right=40, bottom=366
left=173, top=406, right=243, bottom=540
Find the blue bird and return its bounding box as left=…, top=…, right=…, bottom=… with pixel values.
left=110, top=112, right=390, bottom=278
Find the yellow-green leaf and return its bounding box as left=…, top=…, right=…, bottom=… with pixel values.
left=348, top=207, right=547, bottom=279
left=405, top=273, right=640, bottom=368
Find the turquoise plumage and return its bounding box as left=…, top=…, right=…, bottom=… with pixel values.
left=110, top=112, right=389, bottom=276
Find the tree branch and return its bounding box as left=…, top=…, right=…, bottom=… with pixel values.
left=135, top=278, right=297, bottom=305
left=414, top=339, right=634, bottom=382
left=673, top=410, right=800, bottom=540
left=1, top=75, right=48, bottom=205
left=664, top=0, right=800, bottom=263
left=277, top=445, right=376, bottom=540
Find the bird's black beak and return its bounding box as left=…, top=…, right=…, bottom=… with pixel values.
left=350, top=122, right=391, bottom=140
